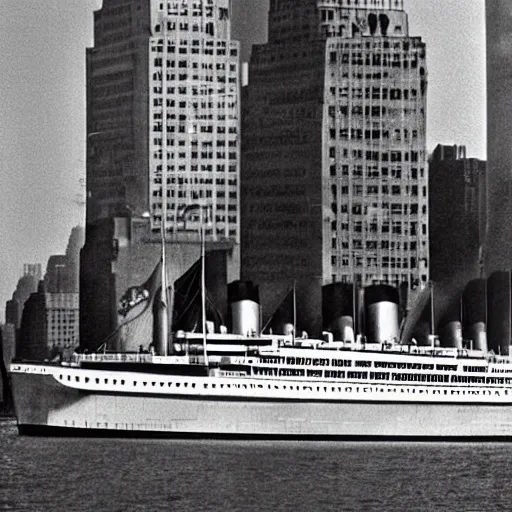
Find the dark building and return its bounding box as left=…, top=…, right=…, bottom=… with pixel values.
left=80, top=216, right=232, bottom=352
left=487, top=271, right=512, bottom=355
left=5, top=300, right=19, bottom=327
left=8, top=272, right=38, bottom=329
left=429, top=144, right=486, bottom=330
left=0, top=328, right=9, bottom=407
left=486, top=0, right=512, bottom=274
left=3, top=267, right=40, bottom=368
left=241, top=0, right=428, bottom=334
left=17, top=281, right=48, bottom=361
left=64, top=226, right=85, bottom=293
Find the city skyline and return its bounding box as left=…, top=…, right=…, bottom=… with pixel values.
left=0, top=0, right=485, bottom=322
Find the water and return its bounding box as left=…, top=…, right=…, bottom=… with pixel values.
left=1, top=419, right=511, bottom=512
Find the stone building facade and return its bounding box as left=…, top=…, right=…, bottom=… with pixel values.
left=241, top=0, right=428, bottom=331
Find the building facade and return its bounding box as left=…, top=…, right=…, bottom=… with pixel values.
left=45, top=293, right=80, bottom=356
left=86, top=0, right=240, bottom=242
left=241, top=0, right=428, bottom=331
left=486, top=0, right=512, bottom=275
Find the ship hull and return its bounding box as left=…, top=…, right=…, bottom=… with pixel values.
left=11, top=369, right=512, bottom=440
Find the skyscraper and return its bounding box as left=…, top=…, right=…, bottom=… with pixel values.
left=241, top=0, right=428, bottom=331
left=82, top=0, right=241, bottom=349
left=86, top=0, right=240, bottom=241
left=429, top=144, right=486, bottom=329
left=486, top=0, right=512, bottom=275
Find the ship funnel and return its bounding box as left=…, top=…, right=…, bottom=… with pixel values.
left=440, top=321, right=463, bottom=349
left=322, top=283, right=354, bottom=341
left=463, top=279, right=487, bottom=352
left=338, top=316, right=355, bottom=343
left=467, top=322, right=487, bottom=352
left=228, top=281, right=260, bottom=336
left=364, top=285, right=399, bottom=343
left=283, top=323, right=294, bottom=336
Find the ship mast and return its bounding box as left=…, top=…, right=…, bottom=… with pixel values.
left=292, top=280, right=296, bottom=343
left=201, top=207, right=209, bottom=366
left=158, top=11, right=169, bottom=357
left=159, top=213, right=169, bottom=357
left=430, top=281, right=435, bottom=349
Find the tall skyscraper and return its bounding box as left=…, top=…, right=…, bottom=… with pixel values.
left=486, top=0, right=512, bottom=275
left=86, top=0, right=240, bottom=242
left=429, top=144, right=486, bottom=327
left=82, top=0, right=241, bottom=349
left=241, top=0, right=428, bottom=330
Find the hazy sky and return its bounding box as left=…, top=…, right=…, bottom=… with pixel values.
left=0, top=0, right=485, bottom=322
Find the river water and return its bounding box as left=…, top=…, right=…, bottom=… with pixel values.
left=1, top=418, right=511, bottom=511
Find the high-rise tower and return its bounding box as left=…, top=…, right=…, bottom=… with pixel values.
left=87, top=0, right=240, bottom=241
left=241, top=0, right=428, bottom=331
left=429, top=144, right=486, bottom=329
left=82, top=1, right=240, bottom=349
left=486, top=0, right=512, bottom=275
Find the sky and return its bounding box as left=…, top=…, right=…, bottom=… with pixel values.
left=0, top=0, right=486, bottom=322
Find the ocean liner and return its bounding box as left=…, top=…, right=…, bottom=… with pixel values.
left=10, top=240, right=512, bottom=439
